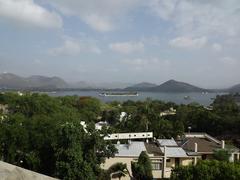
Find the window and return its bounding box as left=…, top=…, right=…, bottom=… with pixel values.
left=152, top=163, right=161, bottom=170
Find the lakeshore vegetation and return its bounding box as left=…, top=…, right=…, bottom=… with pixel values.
left=0, top=92, right=240, bottom=179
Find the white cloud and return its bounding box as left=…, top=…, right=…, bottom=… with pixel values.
left=212, top=43, right=222, bottom=52
left=122, top=57, right=170, bottom=72
left=149, top=0, right=240, bottom=37
left=50, top=37, right=101, bottom=56
left=122, top=57, right=162, bottom=66
left=109, top=41, right=144, bottom=54
left=169, top=36, right=207, bottom=49
left=0, top=0, right=62, bottom=28
left=84, top=14, right=113, bottom=32
left=122, top=58, right=149, bottom=66
left=45, top=0, right=140, bottom=32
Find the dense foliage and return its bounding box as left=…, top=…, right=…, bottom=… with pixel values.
left=108, top=95, right=240, bottom=142
left=0, top=92, right=240, bottom=179
left=0, top=93, right=116, bottom=179
left=171, top=160, right=240, bottom=180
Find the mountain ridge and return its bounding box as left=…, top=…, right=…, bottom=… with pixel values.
left=0, top=73, right=68, bottom=89
left=0, top=73, right=239, bottom=92
left=125, top=79, right=209, bottom=92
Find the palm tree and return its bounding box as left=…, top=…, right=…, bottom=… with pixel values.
left=108, top=163, right=129, bottom=180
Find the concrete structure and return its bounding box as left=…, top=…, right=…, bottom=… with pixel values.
left=102, top=132, right=239, bottom=179
left=95, top=121, right=109, bottom=130
left=104, top=132, right=153, bottom=141
left=157, top=139, right=194, bottom=178
left=160, top=108, right=176, bottom=117
left=103, top=137, right=194, bottom=179
left=119, top=112, right=127, bottom=122
left=0, top=161, right=57, bottom=180
left=80, top=121, right=109, bottom=131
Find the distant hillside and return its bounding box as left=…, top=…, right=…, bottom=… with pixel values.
left=69, top=81, right=95, bottom=89
left=229, top=84, right=240, bottom=93
left=27, top=75, right=68, bottom=89
left=0, top=73, right=68, bottom=89
left=149, top=80, right=207, bottom=92
left=0, top=73, right=29, bottom=89
left=125, top=82, right=157, bottom=91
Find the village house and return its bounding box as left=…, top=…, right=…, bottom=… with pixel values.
left=178, top=133, right=240, bottom=163
left=102, top=132, right=240, bottom=180
left=102, top=132, right=195, bottom=179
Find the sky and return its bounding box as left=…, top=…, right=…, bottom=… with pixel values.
left=0, top=0, right=240, bottom=88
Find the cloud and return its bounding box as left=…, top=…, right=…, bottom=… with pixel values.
left=45, top=0, right=140, bottom=32
left=122, top=57, right=161, bottom=66
left=84, top=14, right=113, bottom=32
left=122, top=57, right=170, bottom=72
left=149, top=0, right=240, bottom=37
left=212, top=43, right=222, bottom=52
left=0, top=0, right=62, bottom=28
left=109, top=41, right=144, bottom=54
left=169, top=36, right=207, bottom=49
left=50, top=37, right=101, bottom=56
left=122, top=58, right=149, bottom=66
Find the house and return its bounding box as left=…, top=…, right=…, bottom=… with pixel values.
left=119, top=112, right=127, bottom=122
left=95, top=121, right=109, bottom=130
left=160, top=108, right=176, bottom=117
left=102, top=132, right=239, bottom=179
left=178, top=133, right=240, bottom=163
left=80, top=121, right=109, bottom=131
left=102, top=133, right=195, bottom=179
left=157, top=138, right=194, bottom=176
left=0, top=104, right=8, bottom=121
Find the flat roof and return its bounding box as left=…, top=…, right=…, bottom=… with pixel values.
left=160, top=147, right=188, bottom=158
left=115, top=141, right=146, bottom=157
left=158, top=139, right=178, bottom=147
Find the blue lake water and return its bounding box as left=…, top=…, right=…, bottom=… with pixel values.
left=48, top=90, right=226, bottom=106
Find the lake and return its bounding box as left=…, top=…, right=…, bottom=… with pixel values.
left=47, top=90, right=226, bottom=106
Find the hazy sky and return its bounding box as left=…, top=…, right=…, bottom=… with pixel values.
left=0, top=0, right=240, bottom=88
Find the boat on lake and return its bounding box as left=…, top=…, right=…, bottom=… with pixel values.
left=99, top=92, right=139, bottom=97
left=184, top=95, right=191, bottom=100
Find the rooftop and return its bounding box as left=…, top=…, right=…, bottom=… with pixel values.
left=160, top=147, right=188, bottom=158
left=114, top=141, right=146, bottom=157
left=158, top=139, right=178, bottom=147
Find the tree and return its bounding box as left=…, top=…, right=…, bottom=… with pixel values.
left=171, top=160, right=240, bottom=180
left=108, top=163, right=128, bottom=180
left=213, top=149, right=230, bottom=162
left=54, top=122, right=95, bottom=180
left=131, top=151, right=153, bottom=180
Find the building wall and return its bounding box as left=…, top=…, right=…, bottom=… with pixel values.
left=102, top=156, right=194, bottom=179
left=180, top=158, right=193, bottom=166
left=102, top=157, right=162, bottom=180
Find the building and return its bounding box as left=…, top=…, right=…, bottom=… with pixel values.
left=95, top=121, right=109, bottom=130
left=102, top=132, right=240, bottom=179
left=102, top=133, right=195, bottom=179
left=160, top=108, right=176, bottom=117
left=179, top=133, right=240, bottom=163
